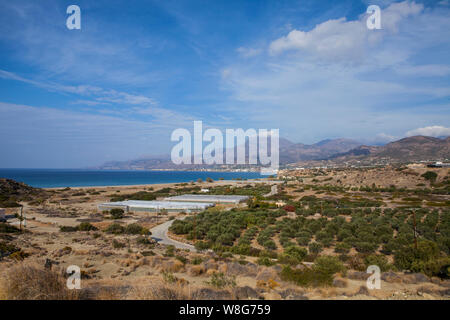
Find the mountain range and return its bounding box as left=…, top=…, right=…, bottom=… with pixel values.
left=95, top=136, right=450, bottom=170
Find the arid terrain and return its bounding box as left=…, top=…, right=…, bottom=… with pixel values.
left=0, top=165, right=449, bottom=300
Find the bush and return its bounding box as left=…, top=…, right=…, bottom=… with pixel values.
left=280, top=255, right=345, bottom=287
left=421, top=171, right=438, bottom=183
left=0, top=241, right=21, bottom=258
left=394, top=240, right=441, bottom=272
left=59, top=226, right=78, bottom=232
left=278, top=246, right=307, bottom=265
left=110, top=208, right=124, bottom=219
left=257, top=256, right=275, bottom=266
left=136, top=236, right=153, bottom=245
left=334, top=243, right=351, bottom=254
left=77, top=222, right=98, bottom=231
left=207, top=272, right=236, bottom=289
left=263, top=240, right=276, bottom=250
left=164, top=245, right=175, bottom=257
left=314, top=255, right=346, bottom=278
left=412, top=257, right=450, bottom=278
left=364, top=254, right=391, bottom=272
left=0, top=223, right=21, bottom=233
left=112, top=239, right=126, bottom=249
left=308, top=242, right=323, bottom=255
left=105, top=223, right=125, bottom=234
left=125, top=223, right=149, bottom=235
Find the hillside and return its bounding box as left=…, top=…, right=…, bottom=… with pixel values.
left=0, top=179, right=48, bottom=207
left=327, top=136, right=450, bottom=165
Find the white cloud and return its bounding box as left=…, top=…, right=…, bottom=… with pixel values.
left=269, top=1, right=423, bottom=62
left=236, top=47, right=262, bottom=58
left=406, top=126, right=450, bottom=137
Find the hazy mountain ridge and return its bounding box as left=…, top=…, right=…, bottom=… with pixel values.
left=95, top=136, right=449, bottom=170
left=328, top=136, right=450, bottom=163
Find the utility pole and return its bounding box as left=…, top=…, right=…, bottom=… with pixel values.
left=19, top=206, right=23, bottom=231
left=412, top=209, right=418, bottom=250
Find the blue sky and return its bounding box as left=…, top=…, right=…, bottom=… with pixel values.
left=0, top=0, right=449, bottom=168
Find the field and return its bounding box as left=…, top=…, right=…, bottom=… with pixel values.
left=0, top=165, right=449, bottom=300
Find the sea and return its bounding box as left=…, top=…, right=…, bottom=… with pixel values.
left=0, top=169, right=265, bottom=188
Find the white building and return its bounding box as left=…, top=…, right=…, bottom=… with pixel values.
left=164, top=194, right=249, bottom=204
left=98, top=200, right=214, bottom=213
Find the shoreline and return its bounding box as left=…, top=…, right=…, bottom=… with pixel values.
left=42, top=178, right=277, bottom=190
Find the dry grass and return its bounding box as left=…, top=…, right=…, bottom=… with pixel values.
left=0, top=262, right=79, bottom=300
left=127, top=279, right=193, bottom=300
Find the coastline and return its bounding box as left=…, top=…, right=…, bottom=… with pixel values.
left=42, top=178, right=275, bottom=190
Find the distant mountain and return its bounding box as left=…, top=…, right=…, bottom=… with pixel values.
left=279, top=138, right=362, bottom=163
left=328, top=136, right=450, bottom=163
left=95, top=135, right=449, bottom=170
left=96, top=137, right=362, bottom=169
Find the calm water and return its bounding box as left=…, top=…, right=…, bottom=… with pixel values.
left=0, top=169, right=265, bottom=188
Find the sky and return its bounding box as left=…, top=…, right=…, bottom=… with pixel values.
left=0, top=0, right=449, bottom=168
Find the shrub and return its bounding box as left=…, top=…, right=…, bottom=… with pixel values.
left=110, top=208, right=124, bottom=219
left=354, top=241, right=377, bottom=254
left=125, top=223, right=149, bottom=235
left=0, top=241, right=22, bottom=259
left=207, top=272, right=236, bottom=289
left=421, top=171, right=438, bottom=183
left=112, top=239, right=126, bottom=249
left=257, top=256, right=275, bottom=266
left=334, top=243, right=351, bottom=254
left=263, top=240, right=276, bottom=250
left=105, top=223, right=125, bottom=234
left=164, top=245, right=175, bottom=257
left=175, top=255, right=188, bottom=265
left=314, top=255, right=346, bottom=278
left=59, top=226, right=78, bottom=232
left=308, top=242, right=323, bottom=255
left=191, top=257, right=203, bottom=265
left=364, top=254, right=391, bottom=272
left=77, top=222, right=98, bottom=231
left=0, top=223, right=21, bottom=233
left=194, top=241, right=211, bottom=251
left=284, top=246, right=308, bottom=263
left=394, top=240, right=441, bottom=272
left=411, top=257, right=450, bottom=278
left=136, top=236, right=153, bottom=245
left=280, top=255, right=345, bottom=287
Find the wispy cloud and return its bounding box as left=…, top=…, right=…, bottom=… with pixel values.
left=0, top=69, right=157, bottom=107
left=406, top=126, right=450, bottom=137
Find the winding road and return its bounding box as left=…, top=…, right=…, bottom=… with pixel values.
left=263, top=184, right=278, bottom=197
left=150, top=217, right=197, bottom=252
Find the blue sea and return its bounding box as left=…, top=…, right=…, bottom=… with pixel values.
left=0, top=169, right=265, bottom=188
